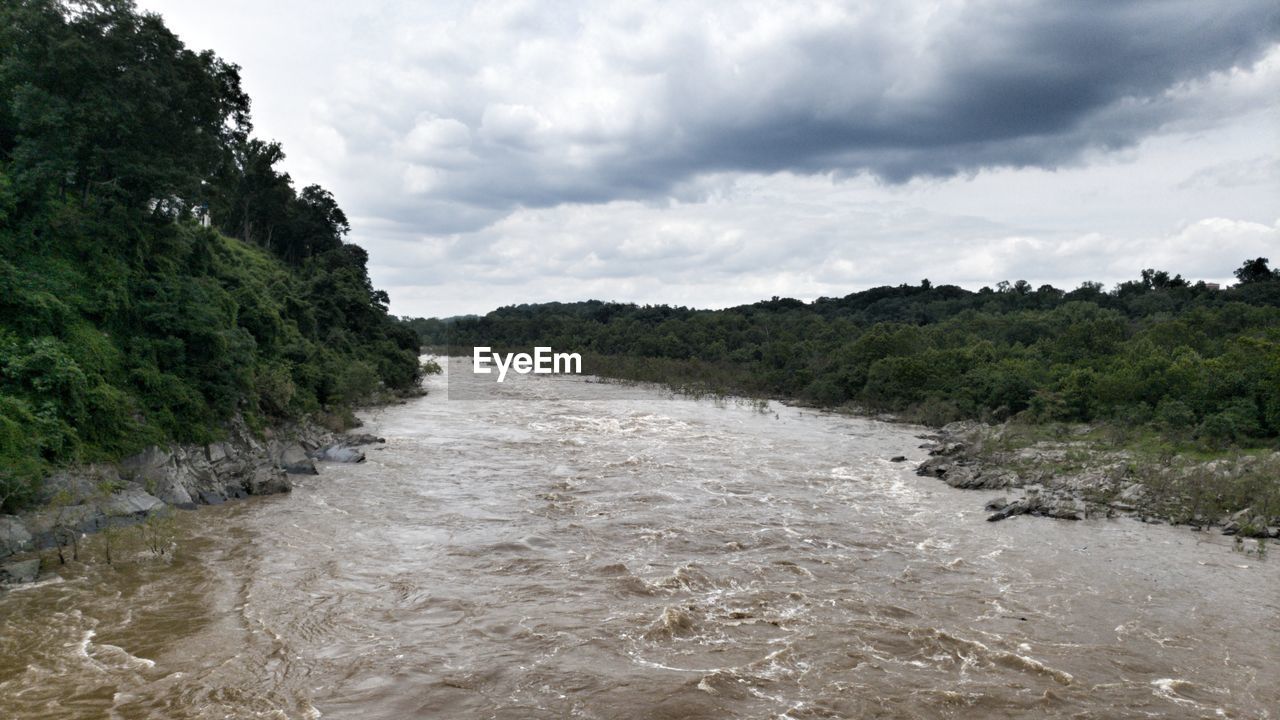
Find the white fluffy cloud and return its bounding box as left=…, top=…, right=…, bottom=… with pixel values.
left=140, top=0, right=1280, bottom=316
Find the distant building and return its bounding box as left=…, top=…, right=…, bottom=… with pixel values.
left=1204, top=282, right=1220, bottom=291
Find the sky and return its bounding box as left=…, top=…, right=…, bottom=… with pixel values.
left=137, top=0, right=1280, bottom=318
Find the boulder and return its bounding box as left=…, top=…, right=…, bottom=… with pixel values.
left=284, top=458, right=318, bottom=475
left=1040, top=498, right=1085, bottom=521
left=39, top=467, right=115, bottom=505
left=889, top=455, right=907, bottom=463
left=987, top=500, right=1032, bottom=522
left=22, top=503, right=101, bottom=547
left=1227, top=507, right=1253, bottom=524
left=0, top=558, right=40, bottom=584
left=314, top=445, right=366, bottom=463
left=100, top=489, right=165, bottom=517
left=0, top=516, right=33, bottom=559
left=984, top=497, right=1009, bottom=512
left=247, top=466, right=292, bottom=496
left=120, top=446, right=177, bottom=482
left=197, top=490, right=227, bottom=505
left=275, top=442, right=319, bottom=475
left=343, top=433, right=386, bottom=446
left=943, top=466, right=1015, bottom=490
left=930, top=441, right=967, bottom=457
left=205, top=442, right=232, bottom=464
left=151, top=477, right=194, bottom=507
left=916, top=457, right=952, bottom=478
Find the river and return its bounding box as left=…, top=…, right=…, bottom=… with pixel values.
left=2, top=358, right=1277, bottom=719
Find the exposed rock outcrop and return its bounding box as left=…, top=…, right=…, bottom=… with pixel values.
left=1, top=516, right=33, bottom=559
left=2, top=418, right=385, bottom=561
left=0, top=558, right=40, bottom=584
left=313, top=445, right=366, bottom=463
left=915, top=421, right=1280, bottom=536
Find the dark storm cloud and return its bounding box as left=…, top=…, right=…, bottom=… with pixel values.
left=323, top=0, right=1280, bottom=224
left=140, top=0, right=1280, bottom=317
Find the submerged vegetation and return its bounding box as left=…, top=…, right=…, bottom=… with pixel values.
left=411, top=260, right=1280, bottom=453
left=0, top=1, right=421, bottom=511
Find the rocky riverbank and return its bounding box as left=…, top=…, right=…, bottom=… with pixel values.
left=0, top=417, right=386, bottom=584
left=915, top=421, right=1280, bottom=539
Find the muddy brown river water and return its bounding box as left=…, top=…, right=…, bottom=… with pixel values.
left=2, top=359, right=1278, bottom=719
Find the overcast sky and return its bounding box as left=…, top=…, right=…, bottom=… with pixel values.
left=139, top=0, right=1280, bottom=318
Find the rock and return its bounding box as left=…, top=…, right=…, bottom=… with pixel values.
left=276, top=442, right=307, bottom=465
left=943, top=466, right=1015, bottom=490
left=314, top=445, right=366, bottom=463
left=1041, top=498, right=1085, bottom=521
left=197, top=490, right=226, bottom=505
left=276, top=443, right=319, bottom=475
left=205, top=442, right=231, bottom=464
left=284, top=458, right=318, bottom=475
left=1228, top=518, right=1272, bottom=538
left=246, top=466, right=292, bottom=496
left=916, top=457, right=952, bottom=478
left=100, top=490, right=164, bottom=517
left=889, top=455, right=907, bottom=463
left=942, top=465, right=980, bottom=488
left=39, top=467, right=115, bottom=505
left=22, top=503, right=100, bottom=546
left=940, top=420, right=983, bottom=436
left=152, top=479, right=194, bottom=507
left=1117, top=483, right=1146, bottom=503
left=930, top=441, right=967, bottom=457
left=343, top=433, right=386, bottom=446
left=987, top=500, right=1032, bottom=522
left=984, top=497, right=1009, bottom=511
left=0, top=558, right=40, bottom=584
left=1228, top=508, right=1252, bottom=524
left=0, top=516, right=33, bottom=559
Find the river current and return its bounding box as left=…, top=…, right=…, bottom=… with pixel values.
left=2, top=358, right=1277, bottom=719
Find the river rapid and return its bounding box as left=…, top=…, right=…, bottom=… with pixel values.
left=2, top=359, right=1278, bottom=719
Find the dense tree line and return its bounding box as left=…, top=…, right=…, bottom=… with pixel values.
left=0, top=0, right=421, bottom=510
left=413, top=260, right=1280, bottom=444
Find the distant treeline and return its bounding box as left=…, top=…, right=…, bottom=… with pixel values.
left=0, top=1, right=421, bottom=510
left=406, top=260, right=1280, bottom=442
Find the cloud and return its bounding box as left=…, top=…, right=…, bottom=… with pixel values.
left=369, top=165, right=1280, bottom=316
left=139, top=0, right=1280, bottom=317
left=1179, top=155, right=1280, bottom=189
left=309, top=0, right=1280, bottom=230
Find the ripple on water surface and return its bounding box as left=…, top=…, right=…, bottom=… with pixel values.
left=2, top=361, right=1278, bottom=719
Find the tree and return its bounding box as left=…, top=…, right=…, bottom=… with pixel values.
left=0, top=0, right=250, bottom=207
left=1234, top=258, right=1276, bottom=285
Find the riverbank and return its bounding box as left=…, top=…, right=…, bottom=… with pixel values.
left=573, top=360, right=1280, bottom=540
left=915, top=420, right=1280, bottom=540
left=0, top=415, right=388, bottom=585
left=7, top=361, right=1276, bottom=719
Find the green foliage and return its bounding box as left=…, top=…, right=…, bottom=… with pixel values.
left=0, top=0, right=422, bottom=512
left=420, top=269, right=1280, bottom=440
left=1154, top=398, right=1196, bottom=434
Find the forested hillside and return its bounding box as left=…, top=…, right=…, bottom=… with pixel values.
left=0, top=0, right=421, bottom=511
left=413, top=261, right=1280, bottom=444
